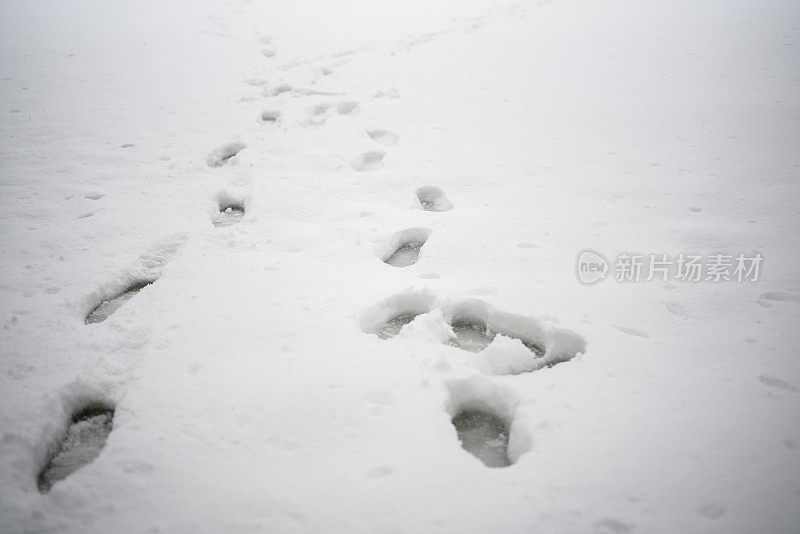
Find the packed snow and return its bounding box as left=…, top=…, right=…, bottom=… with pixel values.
left=1, top=0, right=799, bottom=532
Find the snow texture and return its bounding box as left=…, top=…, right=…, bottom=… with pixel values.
left=1, top=0, right=799, bottom=532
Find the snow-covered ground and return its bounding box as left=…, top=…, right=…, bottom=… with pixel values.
left=1, top=0, right=799, bottom=532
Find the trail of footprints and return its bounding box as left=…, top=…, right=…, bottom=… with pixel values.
left=36, top=38, right=585, bottom=496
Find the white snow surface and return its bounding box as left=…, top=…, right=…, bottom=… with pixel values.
left=1, top=0, right=799, bottom=532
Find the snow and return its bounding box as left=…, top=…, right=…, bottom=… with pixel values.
left=1, top=0, right=799, bottom=532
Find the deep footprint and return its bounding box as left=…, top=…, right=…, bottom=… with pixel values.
left=452, top=410, right=510, bottom=468
left=376, top=313, right=420, bottom=339
left=384, top=242, right=424, bottom=267
left=37, top=405, right=115, bottom=493
left=213, top=203, right=245, bottom=227
left=85, top=282, right=152, bottom=324
left=448, top=321, right=495, bottom=352
left=448, top=319, right=544, bottom=356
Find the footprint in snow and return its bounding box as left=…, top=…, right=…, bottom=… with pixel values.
left=361, top=291, right=586, bottom=374
left=380, top=228, right=432, bottom=268
left=213, top=203, right=245, bottom=227
left=206, top=142, right=246, bottom=168
left=264, top=83, right=293, bottom=97
left=375, top=314, right=420, bottom=339
left=366, top=128, right=399, bottom=146
left=212, top=190, right=248, bottom=227
left=446, top=377, right=520, bottom=468
left=415, top=186, right=452, bottom=212
left=85, top=281, right=152, bottom=324
left=37, top=404, right=114, bottom=493
left=452, top=410, right=510, bottom=468
left=758, top=375, right=798, bottom=393
left=352, top=151, right=385, bottom=172
left=301, top=103, right=333, bottom=128
left=336, top=101, right=359, bottom=115
left=259, top=110, right=281, bottom=123
left=85, top=237, right=182, bottom=324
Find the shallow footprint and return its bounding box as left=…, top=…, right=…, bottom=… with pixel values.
left=213, top=203, right=245, bottom=227
left=352, top=151, right=385, bottom=172
left=259, top=110, right=281, bottom=123
left=416, top=186, right=453, bottom=212
left=85, top=282, right=151, bottom=324
left=452, top=410, right=510, bottom=468
left=38, top=405, right=114, bottom=493
left=206, top=142, right=246, bottom=167
left=367, top=129, right=399, bottom=146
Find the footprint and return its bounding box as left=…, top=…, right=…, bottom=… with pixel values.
left=697, top=503, right=726, bottom=520
left=442, top=300, right=585, bottom=372
left=265, top=83, right=293, bottom=97
left=259, top=110, right=281, bottom=123
left=213, top=204, right=245, bottom=227
left=375, top=314, right=420, bottom=339
left=37, top=404, right=114, bottom=493
left=85, top=237, right=183, bottom=324
left=758, top=374, right=798, bottom=393
left=206, top=142, right=246, bottom=168
left=85, top=281, right=152, bottom=324
left=84, top=193, right=104, bottom=201
left=336, top=101, right=359, bottom=115
left=352, top=151, right=385, bottom=172
left=301, top=103, right=333, bottom=127
left=759, top=291, right=800, bottom=303
left=448, top=320, right=497, bottom=353
left=380, top=228, right=431, bottom=268
left=359, top=290, right=437, bottom=338
left=415, top=186, right=452, bottom=212
left=452, top=410, right=511, bottom=468
left=366, top=129, right=399, bottom=146
left=446, top=376, right=521, bottom=468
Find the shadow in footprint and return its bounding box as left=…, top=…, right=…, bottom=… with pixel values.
left=37, top=404, right=114, bottom=493
left=213, top=203, right=245, bottom=227
left=206, top=142, right=246, bottom=168
left=85, top=281, right=152, bottom=324
left=452, top=410, right=510, bottom=468
left=416, top=186, right=453, bottom=212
